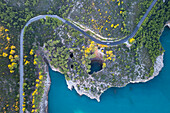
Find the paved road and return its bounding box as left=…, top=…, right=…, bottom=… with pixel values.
left=19, top=15, right=66, bottom=113
left=66, top=0, right=157, bottom=45
left=19, top=0, right=157, bottom=112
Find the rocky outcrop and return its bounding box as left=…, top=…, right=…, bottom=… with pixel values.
left=44, top=50, right=164, bottom=103
left=165, top=21, right=170, bottom=28
left=63, top=53, right=164, bottom=102
left=65, top=79, right=101, bottom=102
left=130, top=53, right=164, bottom=83
left=41, top=39, right=165, bottom=104
left=40, top=22, right=167, bottom=105
left=39, top=60, right=51, bottom=113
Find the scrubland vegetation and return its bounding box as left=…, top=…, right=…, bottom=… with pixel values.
left=69, top=0, right=152, bottom=41
left=0, top=0, right=169, bottom=112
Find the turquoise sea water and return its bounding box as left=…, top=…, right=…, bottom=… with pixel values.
left=48, top=27, right=170, bottom=113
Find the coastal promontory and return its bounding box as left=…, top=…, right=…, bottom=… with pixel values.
left=0, top=0, right=169, bottom=112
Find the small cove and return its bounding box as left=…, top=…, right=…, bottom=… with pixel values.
left=48, top=27, right=170, bottom=113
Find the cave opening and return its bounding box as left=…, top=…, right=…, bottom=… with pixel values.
left=70, top=52, right=73, bottom=58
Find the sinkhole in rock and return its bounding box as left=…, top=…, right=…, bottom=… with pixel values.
left=70, top=52, right=73, bottom=58
left=71, top=64, right=74, bottom=68
left=89, top=60, right=103, bottom=74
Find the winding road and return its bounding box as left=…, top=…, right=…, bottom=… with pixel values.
left=20, top=0, right=157, bottom=112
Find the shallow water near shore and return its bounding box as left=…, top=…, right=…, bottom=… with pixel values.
left=48, top=27, right=170, bottom=113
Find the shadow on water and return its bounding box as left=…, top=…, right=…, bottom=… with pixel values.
left=49, top=27, right=170, bottom=113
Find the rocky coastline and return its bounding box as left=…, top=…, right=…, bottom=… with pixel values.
left=160, top=21, right=170, bottom=36
left=39, top=22, right=169, bottom=112
left=40, top=49, right=164, bottom=106
left=165, top=21, right=170, bottom=28
left=64, top=53, right=164, bottom=102
left=39, top=57, right=51, bottom=113
left=38, top=50, right=65, bottom=113
left=129, top=53, right=164, bottom=84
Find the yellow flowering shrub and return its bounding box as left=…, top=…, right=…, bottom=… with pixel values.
left=10, top=70, right=14, bottom=73
left=108, top=51, right=112, bottom=54
left=98, top=44, right=108, bottom=48
left=14, top=55, right=19, bottom=60
left=30, top=49, right=34, bottom=55
left=9, top=55, right=13, bottom=59
left=12, top=62, right=17, bottom=68
left=2, top=52, right=8, bottom=57
left=36, top=79, right=39, bottom=82
left=5, top=29, right=9, bottom=32
left=6, top=36, right=10, bottom=41
left=14, top=55, right=18, bottom=58
left=33, top=59, right=37, bottom=65
left=32, top=105, right=35, bottom=108
left=39, top=75, right=43, bottom=80
left=31, top=109, right=34, bottom=112
left=22, top=108, right=25, bottom=111
left=24, top=60, right=30, bottom=65
left=10, top=50, right=15, bottom=54
left=11, top=45, right=16, bottom=49
left=107, top=57, right=112, bottom=60
left=8, top=64, right=12, bottom=69
left=129, top=38, right=135, bottom=43
left=118, top=2, right=120, bottom=6
left=36, top=84, right=39, bottom=87
left=103, top=63, right=106, bottom=68
left=5, top=46, right=8, bottom=50
left=10, top=58, right=15, bottom=62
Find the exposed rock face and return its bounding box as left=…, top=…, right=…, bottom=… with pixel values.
left=39, top=21, right=168, bottom=109
left=65, top=79, right=101, bottom=102
left=40, top=40, right=165, bottom=105
left=152, top=53, right=164, bottom=78
left=39, top=62, right=51, bottom=113
left=53, top=53, right=164, bottom=102
left=130, top=53, right=164, bottom=83
left=165, top=21, right=170, bottom=28
left=42, top=51, right=164, bottom=103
